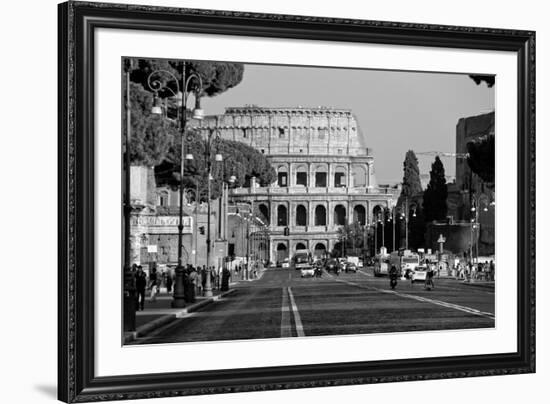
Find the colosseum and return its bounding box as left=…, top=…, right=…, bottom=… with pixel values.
left=192, top=105, right=398, bottom=264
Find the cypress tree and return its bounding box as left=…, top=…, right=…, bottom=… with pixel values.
left=422, top=156, right=448, bottom=222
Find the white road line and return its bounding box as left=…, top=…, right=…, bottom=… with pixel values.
left=280, top=287, right=292, bottom=337
left=333, top=277, right=495, bottom=320
left=287, top=287, right=305, bottom=337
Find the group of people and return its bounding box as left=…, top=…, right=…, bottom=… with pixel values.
left=455, top=260, right=495, bottom=281
left=132, top=264, right=232, bottom=311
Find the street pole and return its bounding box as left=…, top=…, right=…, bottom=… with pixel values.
left=374, top=219, right=378, bottom=255
left=194, top=184, right=199, bottom=268
left=381, top=212, right=385, bottom=248
left=246, top=217, right=250, bottom=280
left=405, top=197, right=409, bottom=250
left=204, top=155, right=213, bottom=297
left=173, top=62, right=188, bottom=308
left=392, top=207, right=396, bottom=252
left=123, top=65, right=136, bottom=332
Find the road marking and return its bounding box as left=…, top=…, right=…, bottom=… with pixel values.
left=287, top=287, right=305, bottom=337
left=333, top=277, right=495, bottom=320
left=280, top=287, right=292, bottom=337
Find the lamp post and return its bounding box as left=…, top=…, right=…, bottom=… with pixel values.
left=148, top=62, right=203, bottom=308
left=191, top=128, right=224, bottom=297
left=123, top=61, right=136, bottom=332
left=400, top=197, right=417, bottom=250
left=470, top=193, right=492, bottom=264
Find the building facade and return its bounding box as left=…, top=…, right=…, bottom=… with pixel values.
left=192, top=106, right=398, bottom=263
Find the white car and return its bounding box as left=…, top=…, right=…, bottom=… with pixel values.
left=281, top=258, right=290, bottom=268
left=411, top=266, right=427, bottom=282
left=300, top=267, right=315, bottom=277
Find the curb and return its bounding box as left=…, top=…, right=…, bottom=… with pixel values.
left=124, top=289, right=236, bottom=344
left=460, top=281, right=495, bottom=289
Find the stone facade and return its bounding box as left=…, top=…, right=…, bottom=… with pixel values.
left=129, top=166, right=224, bottom=271
left=192, top=106, right=398, bottom=264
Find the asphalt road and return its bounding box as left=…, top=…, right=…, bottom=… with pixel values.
left=133, top=267, right=495, bottom=345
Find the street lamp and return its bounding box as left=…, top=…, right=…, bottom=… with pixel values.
left=148, top=62, right=203, bottom=308
left=192, top=128, right=224, bottom=297
left=399, top=197, right=417, bottom=250
left=470, top=193, right=493, bottom=264
left=123, top=61, right=136, bottom=332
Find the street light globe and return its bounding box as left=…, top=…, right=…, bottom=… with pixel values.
left=229, top=175, right=236, bottom=183
left=151, top=105, right=163, bottom=115
left=215, top=154, right=223, bottom=162
left=185, top=153, right=194, bottom=160
left=192, top=108, right=204, bottom=120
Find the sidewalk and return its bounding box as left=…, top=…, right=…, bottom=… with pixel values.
left=125, top=288, right=236, bottom=344
left=125, top=269, right=269, bottom=344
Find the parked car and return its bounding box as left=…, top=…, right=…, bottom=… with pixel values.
left=281, top=258, right=290, bottom=268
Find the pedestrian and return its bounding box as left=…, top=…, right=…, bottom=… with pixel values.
left=166, top=269, right=173, bottom=293
left=148, top=265, right=158, bottom=302
left=201, top=265, right=207, bottom=295
left=221, top=266, right=230, bottom=291
left=134, top=265, right=147, bottom=311
left=187, top=266, right=197, bottom=303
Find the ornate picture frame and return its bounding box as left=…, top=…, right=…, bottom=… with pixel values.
left=58, top=1, right=535, bottom=402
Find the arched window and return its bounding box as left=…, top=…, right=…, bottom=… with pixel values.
left=314, top=205, right=327, bottom=226
left=277, top=166, right=288, bottom=187
left=296, top=205, right=307, bottom=226
left=334, top=166, right=347, bottom=187
left=295, top=165, right=308, bottom=186
left=313, top=243, right=327, bottom=258
left=258, top=204, right=270, bottom=225
left=334, top=205, right=346, bottom=225
left=353, top=205, right=366, bottom=225
left=352, top=165, right=367, bottom=187
left=296, top=242, right=307, bottom=250
left=277, top=205, right=288, bottom=226
left=276, top=243, right=288, bottom=264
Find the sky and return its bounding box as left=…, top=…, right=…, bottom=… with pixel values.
left=200, top=63, right=494, bottom=184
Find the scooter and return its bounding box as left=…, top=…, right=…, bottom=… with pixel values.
left=390, top=277, right=398, bottom=290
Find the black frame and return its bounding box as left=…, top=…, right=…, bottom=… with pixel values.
left=58, top=1, right=536, bottom=402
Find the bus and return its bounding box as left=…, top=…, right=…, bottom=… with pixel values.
left=389, top=250, right=420, bottom=276
left=292, top=249, right=315, bottom=277
left=373, top=253, right=391, bottom=276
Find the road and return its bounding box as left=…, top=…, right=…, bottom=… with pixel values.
left=132, top=267, right=494, bottom=345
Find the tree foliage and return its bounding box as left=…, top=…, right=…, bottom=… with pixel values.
left=469, top=74, right=495, bottom=88
left=128, top=58, right=244, bottom=100
left=398, top=150, right=423, bottom=204
left=422, top=156, right=448, bottom=222
left=156, top=130, right=276, bottom=200
left=124, top=82, right=176, bottom=166
left=467, top=135, right=495, bottom=184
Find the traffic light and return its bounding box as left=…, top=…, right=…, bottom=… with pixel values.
left=199, top=226, right=205, bottom=235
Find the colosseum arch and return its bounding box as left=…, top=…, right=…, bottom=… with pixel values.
left=333, top=165, right=347, bottom=188
left=314, top=204, right=327, bottom=226
left=294, top=164, right=308, bottom=187
left=258, top=203, right=270, bottom=225
left=277, top=205, right=288, bottom=226
left=351, top=165, right=367, bottom=187
left=334, top=204, right=346, bottom=225
left=353, top=204, right=366, bottom=225
left=295, top=204, right=308, bottom=226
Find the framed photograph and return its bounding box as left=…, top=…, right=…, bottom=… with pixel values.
left=58, top=1, right=535, bottom=402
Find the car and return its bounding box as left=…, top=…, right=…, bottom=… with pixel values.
left=300, top=267, right=315, bottom=278
left=345, top=263, right=357, bottom=273
left=411, top=265, right=427, bottom=282
left=325, top=258, right=340, bottom=274
left=281, top=258, right=290, bottom=268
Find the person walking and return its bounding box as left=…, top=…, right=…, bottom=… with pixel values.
left=221, top=266, right=230, bottom=291
left=187, top=266, right=197, bottom=303
left=134, top=265, right=147, bottom=311
left=148, top=265, right=159, bottom=302
left=166, top=269, right=173, bottom=293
